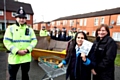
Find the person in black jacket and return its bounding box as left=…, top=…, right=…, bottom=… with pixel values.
left=91, top=24, right=117, bottom=80
left=59, top=27, right=67, bottom=41
left=58, top=31, right=95, bottom=80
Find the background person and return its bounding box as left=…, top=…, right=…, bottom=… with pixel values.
left=39, top=26, right=48, bottom=37
left=50, top=26, right=57, bottom=40
left=59, top=27, right=67, bottom=41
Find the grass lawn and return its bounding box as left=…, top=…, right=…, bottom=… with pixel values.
left=0, top=48, right=6, bottom=51
left=0, top=43, right=4, bottom=46
left=0, top=34, right=3, bottom=37
left=115, top=54, right=120, bottom=66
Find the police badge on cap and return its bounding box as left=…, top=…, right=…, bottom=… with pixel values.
left=15, top=6, right=27, bottom=18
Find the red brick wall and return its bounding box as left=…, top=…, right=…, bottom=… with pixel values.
left=50, top=14, right=120, bottom=36
left=34, top=14, right=120, bottom=36
left=1, top=12, right=33, bottom=27
left=0, top=14, right=4, bottom=19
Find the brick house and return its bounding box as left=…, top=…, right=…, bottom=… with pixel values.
left=0, top=0, right=34, bottom=30
left=50, top=7, right=120, bottom=41
left=33, top=21, right=51, bottom=31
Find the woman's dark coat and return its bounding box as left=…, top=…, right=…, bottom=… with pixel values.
left=64, top=39, right=95, bottom=80
left=92, top=36, right=117, bottom=80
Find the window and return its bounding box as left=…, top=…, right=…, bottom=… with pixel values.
left=56, top=21, right=60, bottom=26
left=70, top=20, right=74, bottom=26
left=26, top=14, right=30, bottom=20
left=47, top=23, right=50, bottom=26
left=94, top=18, right=99, bottom=26
left=84, top=19, right=87, bottom=26
left=92, top=31, right=96, bottom=37
left=80, top=19, right=83, bottom=26
left=0, top=11, right=3, bottom=16
left=112, top=32, right=120, bottom=41
left=51, top=22, right=55, bottom=26
left=11, top=12, right=16, bottom=17
left=100, top=17, right=104, bottom=24
left=33, top=26, right=38, bottom=30
left=63, top=20, right=67, bottom=25
left=117, top=15, right=120, bottom=25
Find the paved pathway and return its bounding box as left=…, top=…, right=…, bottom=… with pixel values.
left=0, top=51, right=120, bottom=80
left=0, top=51, right=7, bottom=80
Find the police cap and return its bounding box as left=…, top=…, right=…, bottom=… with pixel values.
left=15, top=7, right=27, bottom=18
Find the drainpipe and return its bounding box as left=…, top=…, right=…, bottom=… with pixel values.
left=108, top=15, right=111, bottom=26
left=76, top=19, right=77, bottom=29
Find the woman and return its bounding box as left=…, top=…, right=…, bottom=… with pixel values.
left=92, top=24, right=117, bottom=80
left=58, top=31, right=95, bottom=80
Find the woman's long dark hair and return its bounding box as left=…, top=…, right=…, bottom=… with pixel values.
left=68, top=31, right=88, bottom=54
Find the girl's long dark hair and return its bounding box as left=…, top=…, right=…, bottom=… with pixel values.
left=68, top=31, right=88, bottom=54
left=74, top=31, right=88, bottom=44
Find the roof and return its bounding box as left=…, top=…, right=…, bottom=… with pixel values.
left=54, top=7, right=120, bottom=21
left=33, top=21, right=50, bottom=24
left=0, top=0, right=34, bottom=15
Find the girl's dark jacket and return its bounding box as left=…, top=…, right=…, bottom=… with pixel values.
left=64, top=39, right=95, bottom=80
left=92, top=35, right=117, bottom=80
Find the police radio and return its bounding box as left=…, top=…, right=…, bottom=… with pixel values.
left=25, top=28, right=29, bottom=35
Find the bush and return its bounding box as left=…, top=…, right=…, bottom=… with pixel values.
left=0, top=30, right=5, bottom=35
left=87, top=36, right=95, bottom=42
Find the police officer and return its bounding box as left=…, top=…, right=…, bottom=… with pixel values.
left=50, top=26, right=57, bottom=40
left=72, top=28, right=77, bottom=39
left=68, top=30, right=72, bottom=40
left=60, top=27, right=66, bottom=41
left=3, top=7, right=37, bottom=80
left=39, top=26, right=48, bottom=37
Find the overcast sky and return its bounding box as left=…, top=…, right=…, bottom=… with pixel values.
left=18, top=0, right=120, bottom=22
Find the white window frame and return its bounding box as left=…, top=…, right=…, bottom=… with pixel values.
left=112, top=32, right=120, bottom=41
left=47, top=23, right=50, bottom=26
left=92, top=31, right=96, bottom=37
left=70, top=20, right=74, bottom=26
left=63, top=20, right=67, bottom=25
left=100, top=17, right=104, bottom=24
left=26, top=14, right=30, bottom=20
left=79, top=19, right=83, bottom=26
left=117, top=15, right=120, bottom=25
left=0, top=11, right=3, bottom=16
left=51, top=22, right=55, bottom=26
left=33, top=26, right=38, bottom=30
left=56, top=21, right=60, bottom=26
left=94, top=18, right=99, bottom=26
left=11, top=12, right=16, bottom=17
left=84, top=19, right=87, bottom=26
